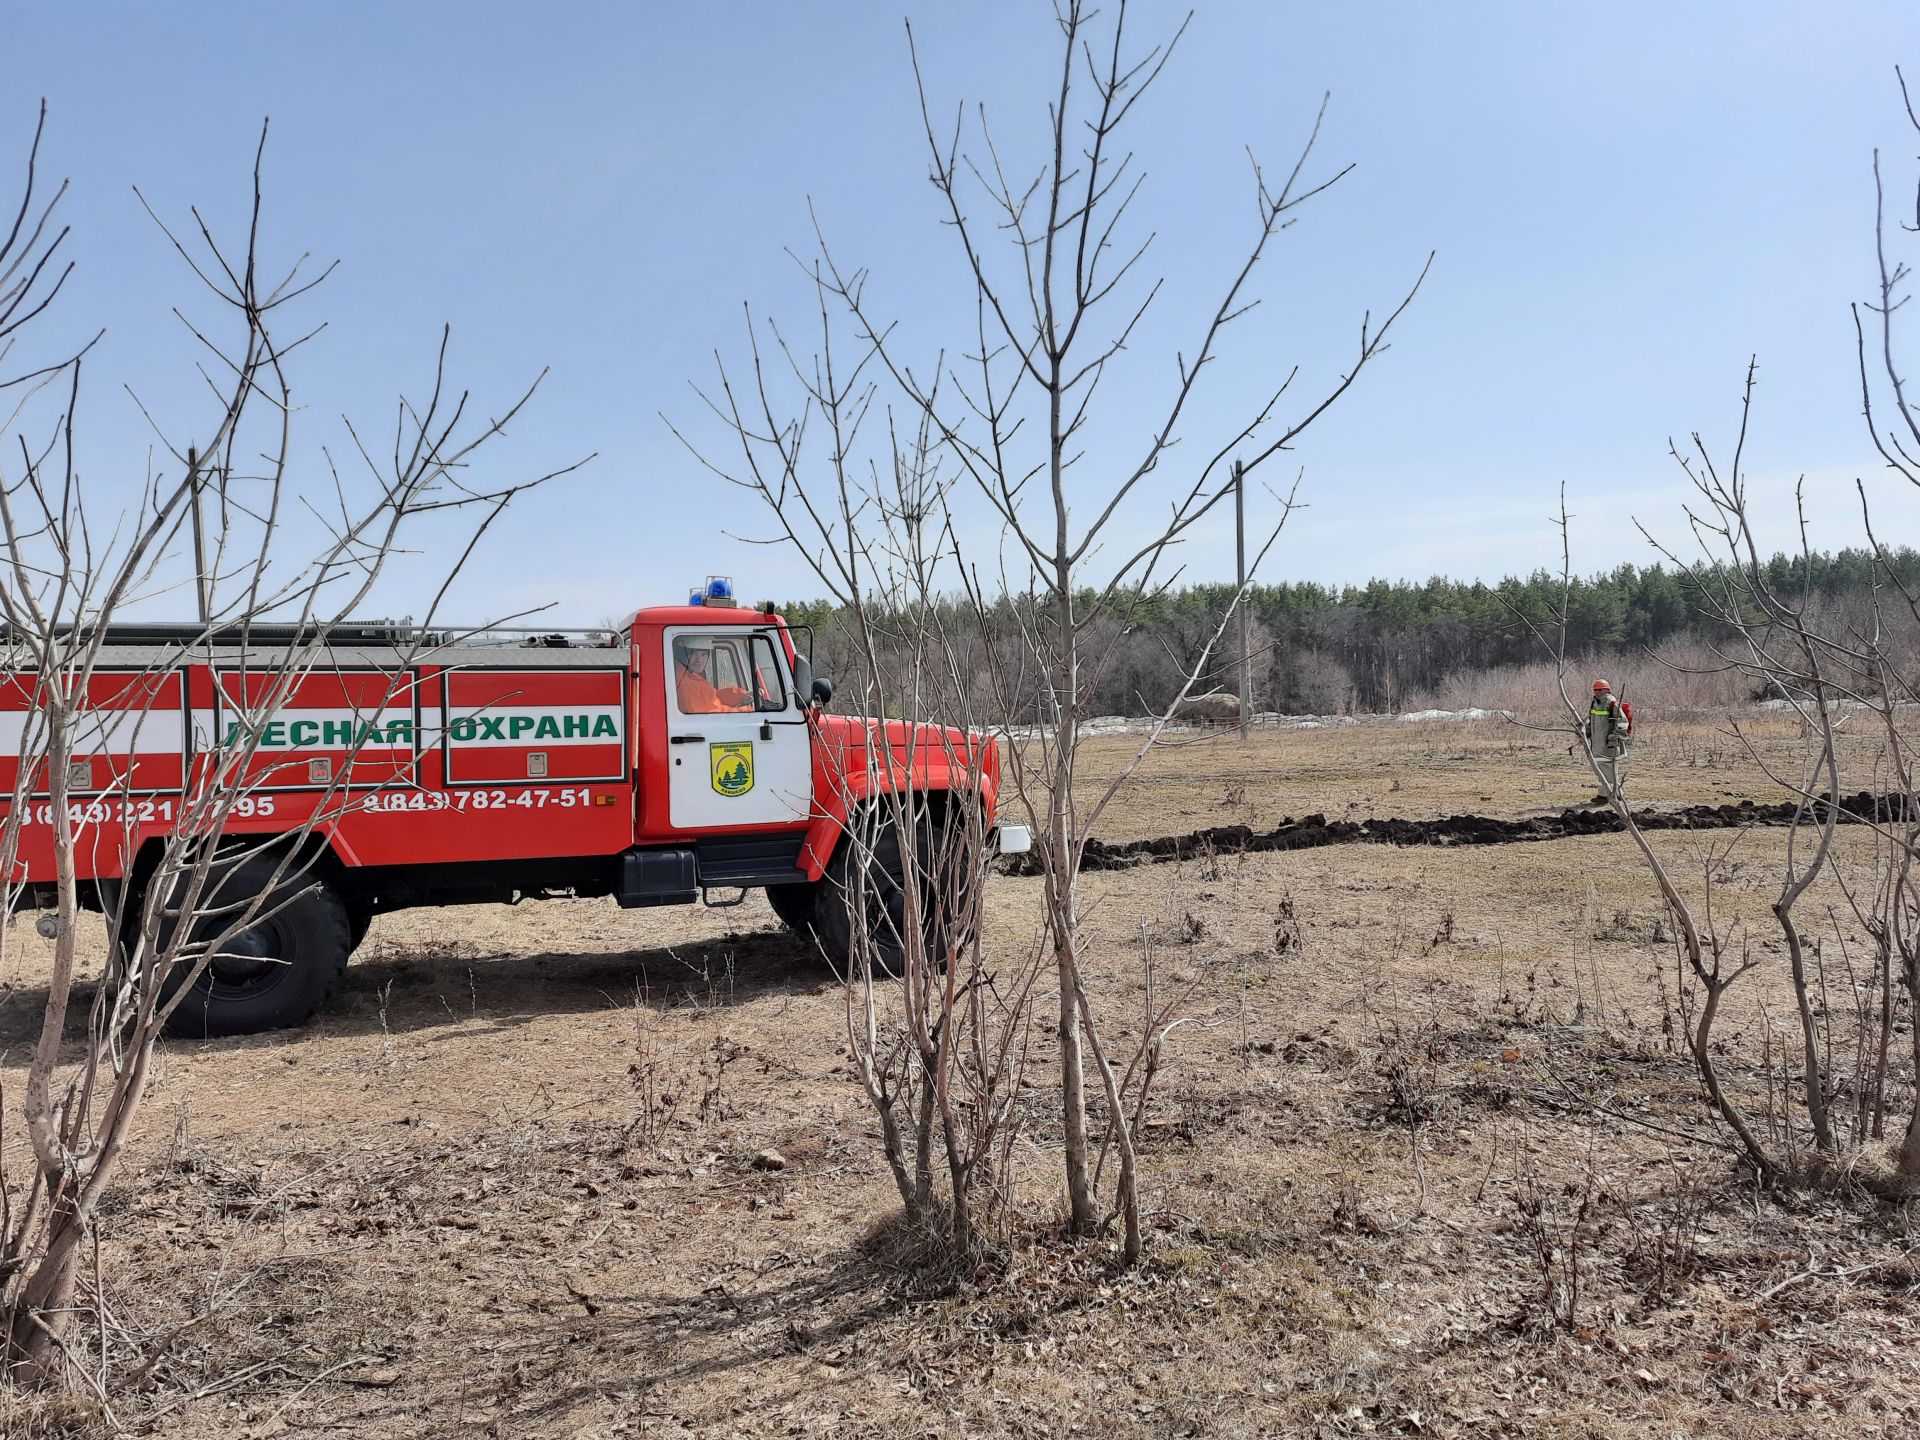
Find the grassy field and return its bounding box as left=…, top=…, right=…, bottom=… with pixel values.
left=4, top=712, right=1918, bottom=1438
left=1069, top=709, right=1853, bottom=840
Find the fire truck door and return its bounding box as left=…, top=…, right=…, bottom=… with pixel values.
left=664, top=627, right=812, bottom=830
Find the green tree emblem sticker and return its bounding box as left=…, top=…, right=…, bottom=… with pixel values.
left=710, top=742, right=754, bottom=797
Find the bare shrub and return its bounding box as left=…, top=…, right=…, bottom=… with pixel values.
left=1513, top=71, right=1920, bottom=1189
left=624, top=1009, right=690, bottom=1152
left=1511, top=1148, right=1610, bottom=1334
left=0, top=107, right=572, bottom=1392
left=1403, top=637, right=1756, bottom=722
left=672, top=0, right=1426, bottom=1264
left=1620, top=1160, right=1711, bottom=1299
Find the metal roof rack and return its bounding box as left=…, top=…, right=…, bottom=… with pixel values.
left=0, top=620, right=626, bottom=651
left=438, top=626, right=624, bottom=649
left=0, top=619, right=443, bottom=648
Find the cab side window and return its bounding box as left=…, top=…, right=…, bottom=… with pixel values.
left=671, top=633, right=787, bottom=715
left=749, top=635, right=787, bottom=712
left=672, top=635, right=751, bottom=715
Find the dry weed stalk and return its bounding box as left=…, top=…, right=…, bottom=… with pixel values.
left=1510, top=1135, right=1610, bottom=1335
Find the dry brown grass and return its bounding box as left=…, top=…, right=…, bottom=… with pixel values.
left=3, top=710, right=1918, bottom=1437
left=1401, top=642, right=1760, bottom=720
left=1070, top=707, right=1859, bottom=841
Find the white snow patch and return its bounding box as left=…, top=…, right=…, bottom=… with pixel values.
left=1755, top=698, right=1875, bottom=713
left=1395, top=707, right=1515, bottom=724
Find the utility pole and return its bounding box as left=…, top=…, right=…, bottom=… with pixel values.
left=1234, top=458, right=1250, bottom=741
left=187, top=445, right=210, bottom=625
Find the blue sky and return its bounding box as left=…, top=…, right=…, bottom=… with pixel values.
left=8, top=1, right=1920, bottom=624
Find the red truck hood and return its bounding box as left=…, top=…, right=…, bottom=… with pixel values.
left=810, top=713, right=1002, bottom=815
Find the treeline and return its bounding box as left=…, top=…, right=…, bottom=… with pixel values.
left=782, top=548, right=1920, bottom=718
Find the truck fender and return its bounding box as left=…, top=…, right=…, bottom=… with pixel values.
left=798, top=769, right=975, bottom=881
left=128, top=825, right=356, bottom=908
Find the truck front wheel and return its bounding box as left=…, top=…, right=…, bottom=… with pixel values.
left=765, top=881, right=818, bottom=941
left=814, top=812, right=978, bottom=978
left=345, top=900, right=375, bottom=952
left=158, top=856, right=352, bottom=1038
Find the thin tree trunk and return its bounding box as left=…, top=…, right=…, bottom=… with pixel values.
left=1053, top=868, right=1092, bottom=1232
left=914, top=1069, right=936, bottom=1214
left=1897, top=957, right=1920, bottom=1180
left=1871, top=922, right=1894, bottom=1141
left=1050, top=643, right=1092, bottom=1229
left=1693, top=981, right=1776, bottom=1180
left=1780, top=906, right=1837, bottom=1155
left=9, top=715, right=85, bottom=1380
left=1074, top=979, right=1141, bottom=1263
left=1050, top=364, right=1093, bottom=1234
left=10, top=1203, right=85, bottom=1383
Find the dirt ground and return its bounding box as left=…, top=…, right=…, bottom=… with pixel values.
left=4, top=713, right=1919, bottom=1438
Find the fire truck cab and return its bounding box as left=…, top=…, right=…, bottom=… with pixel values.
left=4, top=580, right=1028, bottom=1037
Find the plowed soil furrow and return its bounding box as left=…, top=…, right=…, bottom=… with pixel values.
left=1004, top=790, right=1906, bottom=873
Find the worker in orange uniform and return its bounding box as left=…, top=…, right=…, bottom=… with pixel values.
left=1585, top=678, right=1630, bottom=801
left=673, top=641, right=750, bottom=713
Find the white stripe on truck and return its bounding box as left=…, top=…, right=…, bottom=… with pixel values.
left=0, top=708, right=186, bottom=756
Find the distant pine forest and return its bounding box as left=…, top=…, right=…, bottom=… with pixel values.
left=780, top=548, right=1920, bottom=719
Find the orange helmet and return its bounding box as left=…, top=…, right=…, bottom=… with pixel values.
left=1592, top=679, right=1611, bottom=692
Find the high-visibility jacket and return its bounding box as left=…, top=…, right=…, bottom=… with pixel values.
left=1586, top=693, right=1628, bottom=753
left=675, top=665, right=750, bottom=714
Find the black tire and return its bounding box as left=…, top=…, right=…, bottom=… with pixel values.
left=158, top=856, right=352, bottom=1039
left=765, top=881, right=818, bottom=940
left=345, top=901, right=375, bottom=952
left=813, top=808, right=980, bottom=978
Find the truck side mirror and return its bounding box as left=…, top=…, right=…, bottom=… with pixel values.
left=791, top=654, right=831, bottom=708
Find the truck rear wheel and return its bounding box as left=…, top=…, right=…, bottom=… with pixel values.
left=159, top=856, right=352, bottom=1038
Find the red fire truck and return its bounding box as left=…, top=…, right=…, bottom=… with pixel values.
left=4, top=581, right=1029, bottom=1036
